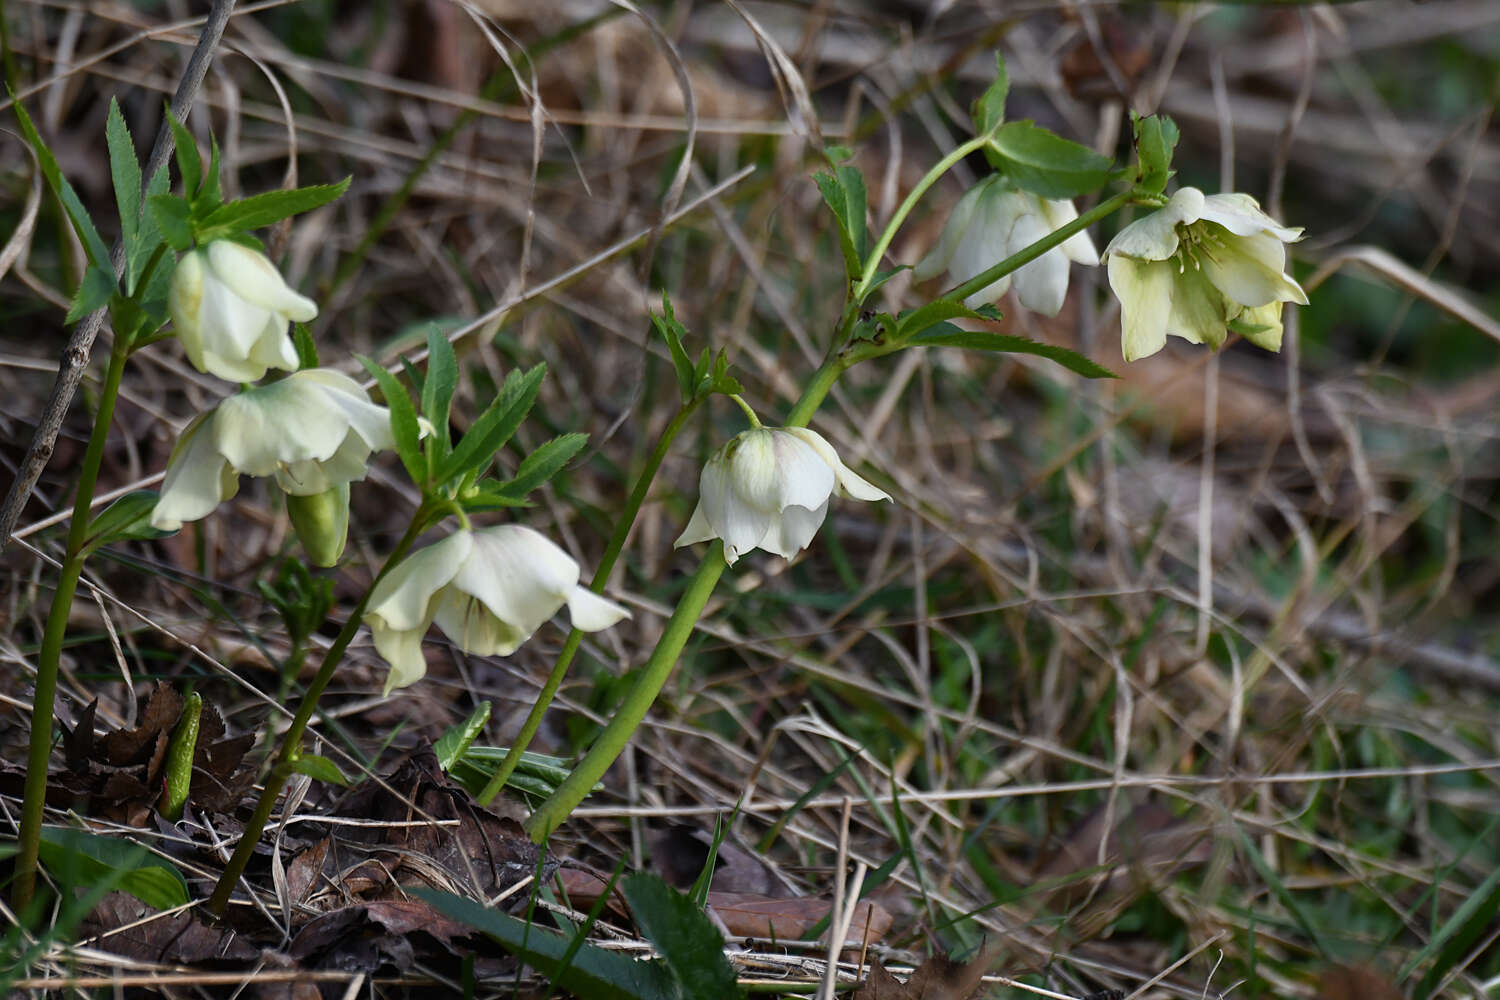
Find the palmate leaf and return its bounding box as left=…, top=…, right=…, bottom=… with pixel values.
left=436, top=364, right=546, bottom=484
left=494, top=433, right=588, bottom=500
left=195, top=179, right=352, bottom=240
left=971, top=51, right=1009, bottom=135
left=652, top=294, right=696, bottom=403
left=10, top=88, right=113, bottom=274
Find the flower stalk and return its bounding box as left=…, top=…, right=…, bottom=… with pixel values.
left=476, top=397, right=704, bottom=807
left=13, top=332, right=132, bottom=910
left=206, top=505, right=432, bottom=915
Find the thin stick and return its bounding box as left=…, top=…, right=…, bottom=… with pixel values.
left=0, top=0, right=237, bottom=550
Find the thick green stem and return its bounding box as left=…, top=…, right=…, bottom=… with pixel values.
left=522, top=355, right=851, bottom=842
left=942, top=187, right=1135, bottom=307
left=854, top=136, right=988, bottom=301
left=206, top=510, right=430, bottom=915
left=476, top=399, right=703, bottom=807
left=12, top=336, right=131, bottom=910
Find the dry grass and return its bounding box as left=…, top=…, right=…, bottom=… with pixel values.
left=3, top=0, right=1500, bottom=997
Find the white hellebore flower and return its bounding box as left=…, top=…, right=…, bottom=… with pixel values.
left=150, top=369, right=395, bottom=532
left=1102, top=187, right=1308, bottom=362
left=913, top=176, right=1099, bottom=316
left=365, top=526, right=631, bottom=694
left=169, top=240, right=318, bottom=382
left=675, top=427, right=890, bottom=566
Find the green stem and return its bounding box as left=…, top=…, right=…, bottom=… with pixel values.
left=941, top=187, right=1135, bottom=307
left=853, top=135, right=988, bottom=301
left=206, top=508, right=431, bottom=915
left=12, top=335, right=131, bottom=911
left=522, top=353, right=852, bottom=842
left=476, top=398, right=703, bottom=807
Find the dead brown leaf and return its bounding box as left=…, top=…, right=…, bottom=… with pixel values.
left=1319, top=965, right=1403, bottom=1000
left=286, top=836, right=332, bottom=907
left=851, top=951, right=994, bottom=1000
left=79, top=892, right=258, bottom=964
left=708, top=891, right=892, bottom=945
left=289, top=898, right=475, bottom=972
left=95, top=682, right=182, bottom=766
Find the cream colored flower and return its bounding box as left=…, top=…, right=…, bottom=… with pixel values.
left=169, top=240, right=317, bottom=382
left=1103, top=187, right=1307, bottom=362
left=675, top=427, right=890, bottom=566
left=914, top=176, right=1099, bottom=316
left=149, top=369, right=394, bottom=531
left=365, top=526, right=631, bottom=694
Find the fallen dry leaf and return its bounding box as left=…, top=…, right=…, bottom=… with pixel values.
left=290, top=898, right=476, bottom=972
left=707, top=891, right=892, bottom=945
left=650, top=823, right=791, bottom=896
left=1319, top=965, right=1402, bottom=1000
left=79, top=892, right=258, bottom=964
left=851, top=951, right=993, bottom=1000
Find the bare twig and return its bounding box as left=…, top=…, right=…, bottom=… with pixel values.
left=0, top=0, right=238, bottom=550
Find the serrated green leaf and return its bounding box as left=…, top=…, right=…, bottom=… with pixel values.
left=435, top=702, right=492, bottom=772
left=38, top=827, right=189, bottom=910
left=197, top=180, right=352, bottom=237
left=835, top=164, right=869, bottom=263
left=357, top=357, right=425, bottom=485
left=148, top=195, right=194, bottom=251
left=436, top=364, right=546, bottom=484
left=823, top=144, right=854, bottom=164
left=197, top=134, right=223, bottom=212
left=10, top=90, right=113, bottom=270
left=457, top=487, right=533, bottom=513
left=66, top=265, right=118, bottom=324
left=163, top=108, right=202, bottom=199
left=291, top=753, right=348, bottom=786
left=972, top=51, right=1009, bottom=135
left=421, top=328, right=457, bottom=459
left=814, top=172, right=863, bottom=279
left=82, top=490, right=172, bottom=553
left=863, top=265, right=907, bottom=301
left=497, top=433, right=588, bottom=499
left=651, top=294, right=696, bottom=403
left=1133, top=112, right=1179, bottom=194
left=292, top=323, right=319, bottom=369
left=908, top=326, right=1117, bottom=379
left=894, top=299, right=985, bottom=341
left=413, top=888, right=682, bottom=1000
left=623, top=874, right=741, bottom=998
left=106, top=99, right=143, bottom=273
left=990, top=120, right=1112, bottom=199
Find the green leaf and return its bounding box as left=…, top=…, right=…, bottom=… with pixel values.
left=197, top=179, right=352, bottom=237
left=357, top=356, right=425, bottom=485
left=66, top=265, right=118, bottom=324
left=456, top=485, right=533, bottom=513
left=38, top=827, right=189, bottom=910
left=651, top=294, right=696, bottom=403
left=822, top=144, right=854, bottom=165
left=197, top=134, right=223, bottom=212
left=623, top=874, right=741, bottom=998
left=894, top=299, right=986, bottom=341
left=82, top=491, right=172, bottom=553
left=413, top=888, right=683, bottom=1000
left=163, top=108, right=202, bottom=200
left=445, top=746, right=601, bottom=800
left=1133, top=112, right=1180, bottom=194
left=989, top=120, right=1112, bottom=199
left=436, top=364, right=546, bottom=484
left=10, top=90, right=114, bottom=269
left=907, top=326, right=1117, bottom=379
left=971, top=51, right=1009, bottom=135
left=105, top=99, right=143, bottom=266
left=814, top=171, right=864, bottom=280
left=435, top=701, right=491, bottom=772
left=421, top=328, right=457, bottom=453
left=496, top=433, right=588, bottom=499
left=292, top=323, right=319, bottom=369
left=148, top=195, right=194, bottom=252
left=291, top=753, right=348, bottom=786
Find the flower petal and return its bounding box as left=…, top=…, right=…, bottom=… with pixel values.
left=431, top=585, right=530, bottom=656
left=566, top=586, right=631, bottom=632
left=206, top=240, right=319, bottom=322
left=214, top=376, right=348, bottom=475
left=1198, top=193, right=1303, bottom=243
left=1039, top=197, right=1100, bottom=266
left=674, top=501, right=715, bottom=548
left=1103, top=187, right=1204, bottom=262
left=296, top=369, right=397, bottom=451
left=761, top=500, right=828, bottom=559
left=1200, top=230, right=1307, bottom=308
left=913, top=178, right=993, bottom=281
left=1007, top=212, right=1071, bottom=317
left=150, top=411, right=237, bottom=531
left=765, top=431, right=837, bottom=513
left=168, top=251, right=208, bottom=370
left=781, top=428, right=889, bottom=502
left=1165, top=263, right=1230, bottom=348
left=374, top=621, right=433, bottom=695
left=451, top=526, right=581, bottom=642
left=1237, top=301, right=1286, bottom=352
left=367, top=531, right=471, bottom=631
left=1109, top=255, right=1173, bottom=362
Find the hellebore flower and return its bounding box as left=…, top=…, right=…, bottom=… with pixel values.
left=1102, top=187, right=1308, bottom=362
left=149, top=369, right=394, bottom=532
left=913, top=176, right=1099, bottom=316
left=675, top=426, right=890, bottom=566
left=169, top=240, right=318, bottom=382
left=364, top=526, right=631, bottom=693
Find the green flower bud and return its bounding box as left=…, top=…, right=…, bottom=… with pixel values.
left=287, top=483, right=350, bottom=568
